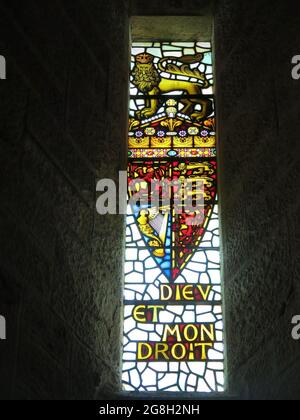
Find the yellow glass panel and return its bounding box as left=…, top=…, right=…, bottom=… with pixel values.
left=173, top=136, right=193, bottom=148
left=151, top=136, right=172, bottom=148
left=194, top=136, right=216, bottom=147
left=128, top=137, right=150, bottom=149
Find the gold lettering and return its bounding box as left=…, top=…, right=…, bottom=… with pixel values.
left=200, top=324, right=215, bottom=342
left=148, top=306, right=164, bottom=323
left=183, top=324, right=198, bottom=342
left=182, top=286, right=194, bottom=301
left=137, top=343, right=152, bottom=360
left=155, top=343, right=169, bottom=361
left=196, top=343, right=213, bottom=360
left=160, top=285, right=172, bottom=301
left=133, top=306, right=146, bottom=323
left=133, top=305, right=164, bottom=323
left=196, top=285, right=212, bottom=301
left=162, top=324, right=182, bottom=342
left=176, top=285, right=181, bottom=301
left=171, top=343, right=186, bottom=361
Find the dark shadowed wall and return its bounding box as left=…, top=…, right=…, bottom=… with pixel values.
left=215, top=0, right=300, bottom=400
left=0, top=0, right=129, bottom=400
left=0, top=0, right=299, bottom=400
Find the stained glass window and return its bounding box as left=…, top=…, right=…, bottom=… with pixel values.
left=122, top=41, right=224, bottom=393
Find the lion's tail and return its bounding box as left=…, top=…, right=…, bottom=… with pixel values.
left=158, top=53, right=210, bottom=88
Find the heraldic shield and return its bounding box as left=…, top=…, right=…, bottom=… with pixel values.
left=127, top=116, right=217, bottom=282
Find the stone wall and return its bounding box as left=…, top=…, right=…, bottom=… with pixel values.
left=0, top=0, right=299, bottom=400
left=0, top=0, right=129, bottom=400
left=215, top=0, right=300, bottom=400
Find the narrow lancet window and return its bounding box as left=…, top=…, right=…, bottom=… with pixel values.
left=122, top=40, right=224, bottom=393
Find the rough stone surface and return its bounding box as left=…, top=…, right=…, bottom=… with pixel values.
left=215, top=0, right=300, bottom=400
left=0, top=0, right=299, bottom=400
left=0, top=0, right=129, bottom=400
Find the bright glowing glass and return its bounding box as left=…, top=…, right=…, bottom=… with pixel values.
left=123, top=42, right=224, bottom=392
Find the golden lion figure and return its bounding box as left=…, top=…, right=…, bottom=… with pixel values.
left=132, top=52, right=213, bottom=122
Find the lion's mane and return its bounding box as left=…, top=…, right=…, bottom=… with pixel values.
left=132, top=64, right=161, bottom=93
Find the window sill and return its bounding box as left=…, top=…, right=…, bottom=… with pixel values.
left=109, top=391, right=237, bottom=400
